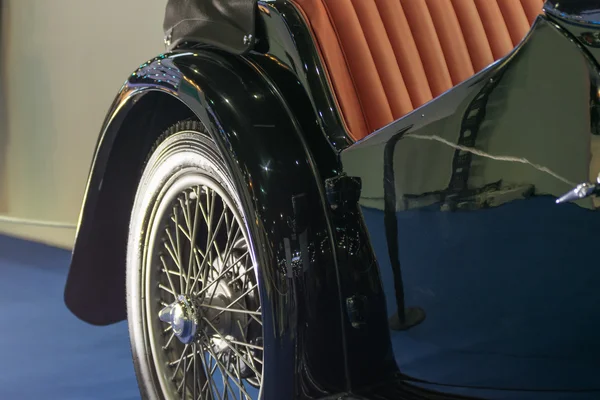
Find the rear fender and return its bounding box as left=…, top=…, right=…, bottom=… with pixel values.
left=64, top=50, right=349, bottom=394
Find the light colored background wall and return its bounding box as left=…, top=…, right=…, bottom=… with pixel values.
left=0, top=0, right=166, bottom=249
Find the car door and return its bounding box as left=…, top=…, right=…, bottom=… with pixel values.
left=341, top=14, right=600, bottom=398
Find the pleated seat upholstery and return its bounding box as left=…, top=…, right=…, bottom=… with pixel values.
left=291, top=0, right=545, bottom=141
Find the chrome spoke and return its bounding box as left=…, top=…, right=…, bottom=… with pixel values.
left=237, top=320, right=258, bottom=375
left=189, top=207, right=227, bottom=294
left=199, top=346, right=223, bottom=400
left=170, top=217, right=192, bottom=242
left=221, top=227, right=243, bottom=269
left=204, top=345, right=231, bottom=400
left=162, top=266, right=187, bottom=280
left=164, top=229, right=186, bottom=290
left=196, top=186, right=209, bottom=228
left=170, top=351, right=196, bottom=365
left=193, top=342, right=198, bottom=400
left=195, top=252, right=249, bottom=298
left=227, top=263, right=254, bottom=286
left=170, top=344, right=190, bottom=380
left=203, top=301, right=262, bottom=327
left=173, top=205, right=184, bottom=291
left=178, top=192, right=198, bottom=294
left=199, top=352, right=210, bottom=400
left=178, top=195, right=192, bottom=234
left=163, top=331, right=176, bottom=350
left=181, top=353, right=188, bottom=398
left=188, top=190, right=201, bottom=291
left=208, top=223, right=243, bottom=299
left=225, top=338, right=263, bottom=352
left=232, top=345, right=244, bottom=400
left=221, top=348, right=237, bottom=400
left=211, top=206, right=240, bottom=269
left=160, top=256, right=178, bottom=299
left=208, top=284, right=260, bottom=325
left=198, top=303, right=261, bottom=316
left=158, top=284, right=175, bottom=296
left=203, top=188, right=217, bottom=296
left=201, top=331, right=253, bottom=399
left=178, top=343, right=200, bottom=397
left=202, top=317, right=262, bottom=379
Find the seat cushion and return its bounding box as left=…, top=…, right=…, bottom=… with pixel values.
left=292, top=0, right=544, bottom=141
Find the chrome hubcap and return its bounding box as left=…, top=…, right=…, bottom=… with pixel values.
left=159, top=295, right=198, bottom=344
left=159, top=257, right=249, bottom=346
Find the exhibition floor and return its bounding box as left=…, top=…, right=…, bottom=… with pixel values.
left=0, top=234, right=140, bottom=400
left=2, top=228, right=599, bottom=400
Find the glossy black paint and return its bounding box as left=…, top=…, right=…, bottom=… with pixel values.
left=544, top=0, right=600, bottom=74
left=67, top=2, right=401, bottom=397
left=65, top=49, right=356, bottom=397
left=544, top=0, right=600, bottom=26
left=553, top=19, right=600, bottom=138
left=251, top=1, right=354, bottom=152
left=342, top=16, right=600, bottom=399
left=66, top=1, right=600, bottom=399
left=249, top=2, right=402, bottom=389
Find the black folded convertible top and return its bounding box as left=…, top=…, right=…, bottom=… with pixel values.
left=163, top=0, right=258, bottom=54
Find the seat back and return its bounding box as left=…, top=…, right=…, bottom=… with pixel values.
left=291, top=0, right=545, bottom=141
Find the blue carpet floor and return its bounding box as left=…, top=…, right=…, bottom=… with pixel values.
left=4, top=195, right=600, bottom=400
left=0, top=235, right=140, bottom=400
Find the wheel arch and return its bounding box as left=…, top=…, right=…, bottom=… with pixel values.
left=64, top=50, right=338, bottom=330
left=65, top=89, right=195, bottom=325
left=65, top=50, right=355, bottom=395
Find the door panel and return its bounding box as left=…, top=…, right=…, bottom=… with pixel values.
left=341, top=17, right=600, bottom=397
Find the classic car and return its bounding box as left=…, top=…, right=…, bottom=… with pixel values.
left=63, top=0, right=600, bottom=399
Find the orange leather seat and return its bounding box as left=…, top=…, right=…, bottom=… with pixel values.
left=291, top=0, right=545, bottom=141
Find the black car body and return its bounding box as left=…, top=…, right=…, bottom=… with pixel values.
left=64, top=0, right=600, bottom=398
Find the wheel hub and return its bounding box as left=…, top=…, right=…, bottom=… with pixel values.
left=142, top=174, right=264, bottom=398
left=159, top=280, right=247, bottom=346
left=201, top=294, right=233, bottom=339
left=158, top=295, right=198, bottom=344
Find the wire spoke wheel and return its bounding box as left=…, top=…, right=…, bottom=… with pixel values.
left=127, top=123, right=264, bottom=400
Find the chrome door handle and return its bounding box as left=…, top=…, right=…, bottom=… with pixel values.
left=556, top=173, right=600, bottom=204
